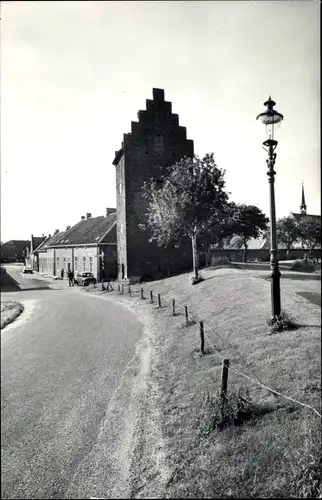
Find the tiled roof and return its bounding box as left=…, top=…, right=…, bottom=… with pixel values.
left=46, top=213, right=116, bottom=247
left=31, top=236, right=45, bottom=252
left=1, top=240, right=30, bottom=251
left=291, top=212, right=321, bottom=222
left=34, top=232, right=66, bottom=252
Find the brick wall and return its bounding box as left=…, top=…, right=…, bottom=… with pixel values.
left=210, top=247, right=322, bottom=263
left=115, top=88, right=194, bottom=281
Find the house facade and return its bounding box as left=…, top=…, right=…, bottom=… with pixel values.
left=34, top=209, right=117, bottom=280
left=113, top=88, right=194, bottom=283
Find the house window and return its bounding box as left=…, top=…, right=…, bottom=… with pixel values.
left=74, top=257, right=78, bottom=271
left=89, top=257, right=93, bottom=273
left=83, top=257, right=86, bottom=272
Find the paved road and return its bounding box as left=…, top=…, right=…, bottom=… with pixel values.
left=1, top=264, right=58, bottom=291
left=1, top=285, right=144, bottom=499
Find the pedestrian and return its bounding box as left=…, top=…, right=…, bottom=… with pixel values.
left=68, top=269, right=73, bottom=287
left=61, top=268, right=64, bottom=280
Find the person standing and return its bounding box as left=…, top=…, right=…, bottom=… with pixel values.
left=68, top=269, right=73, bottom=287
left=61, top=268, right=64, bottom=280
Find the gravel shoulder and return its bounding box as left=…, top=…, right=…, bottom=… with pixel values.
left=1, top=301, right=24, bottom=330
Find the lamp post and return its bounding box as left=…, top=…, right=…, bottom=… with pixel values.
left=256, top=96, right=284, bottom=320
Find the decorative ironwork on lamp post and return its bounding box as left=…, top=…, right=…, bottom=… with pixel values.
left=256, top=96, right=284, bottom=320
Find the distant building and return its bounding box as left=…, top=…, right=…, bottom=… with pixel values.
left=113, top=88, right=194, bottom=282
left=0, top=240, right=31, bottom=263
left=25, top=235, right=46, bottom=268
left=291, top=182, right=321, bottom=223
left=263, top=183, right=321, bottom=250
left=34, top=209, right=117, bottom=280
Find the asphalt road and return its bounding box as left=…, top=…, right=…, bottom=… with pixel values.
left=1, top=264, right=55, bottom=291
left=1, top=280, right=144, bottom=499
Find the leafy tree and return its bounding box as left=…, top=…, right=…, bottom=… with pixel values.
left=140, top=153, right=230, bottom=283
left=197, top=203, right=236, bottom=265
left=229, top=235, right=244, bottom=249
left=230, top=204, right=269, bottom=262
left=297, top=216, right=321, bottom=256
left=276, top=216, right=299, bottom=254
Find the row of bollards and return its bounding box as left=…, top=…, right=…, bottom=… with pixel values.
left=112, top=281, right=230, bottom=407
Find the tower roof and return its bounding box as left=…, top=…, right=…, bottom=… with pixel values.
left=300, top=182, right=307, bottom=214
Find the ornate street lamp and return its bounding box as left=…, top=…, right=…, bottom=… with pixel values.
left=256, top=96, right=284, bottom=320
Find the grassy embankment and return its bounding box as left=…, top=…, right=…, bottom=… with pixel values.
left=86, top=266, right=321, bottom=498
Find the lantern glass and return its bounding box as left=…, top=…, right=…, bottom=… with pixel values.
left=256, top=98, right=283, bottom=142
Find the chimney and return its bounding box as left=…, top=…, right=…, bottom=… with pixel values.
left=81, top=216, right=85, bottom=220
left=48, top=234, right=51, bottom=238
left=54, top=229, right=59, bottom=234
left=106, top=207, right=116, bottom=217
left=86, top=213, right=92, bottom=219
left=66, top=225, right=71, bottom=231
left=42, top=234, right=45, bottom=239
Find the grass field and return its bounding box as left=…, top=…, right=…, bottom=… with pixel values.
left=87, top=267, right=321, bottom=498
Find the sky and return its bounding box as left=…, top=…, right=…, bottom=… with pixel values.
left=1, top=0, right=320, bottom=242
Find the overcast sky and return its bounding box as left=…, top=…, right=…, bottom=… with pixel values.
left=1, top=0, right=320, bottom=242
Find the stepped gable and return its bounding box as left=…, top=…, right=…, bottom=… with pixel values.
left=113, top=88, right=193, bottom=165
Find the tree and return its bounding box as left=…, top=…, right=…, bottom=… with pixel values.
left=297, top=216, right=321, bottom=256
left=197, top=202, right=236, bottom=265
left=230, top=204, right=269, bottom=262
left=140, top=153, right=230, bottom=283
left=276, top=216, right=299, bottom=254
left=229, top=235, right=244, bottom=249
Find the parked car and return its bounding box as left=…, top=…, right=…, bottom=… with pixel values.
left=22, top=266, right=33, bottom=274
left=74, top=272, right=96, bottom=286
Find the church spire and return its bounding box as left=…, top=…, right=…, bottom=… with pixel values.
left=300, top=182, right=307, bottom=215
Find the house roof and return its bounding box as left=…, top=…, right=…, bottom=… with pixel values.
left=1, top=240, right=30, bottom=250
left=291, top=212, right=321, bottom=222
left=34, top=232, right=66, bottom=252
left=112, top=148, right=124, bottom=166
left=46, top=213, right=116, bottom=247
left=31, top=236, right=45, bottom=252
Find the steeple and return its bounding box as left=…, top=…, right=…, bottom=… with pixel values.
left=300, top=182, right=307, bottom=215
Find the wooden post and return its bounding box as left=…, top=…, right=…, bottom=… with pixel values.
left=128, top=285, right=131, bottom=296
left=101, top=279, right=105, bottom=291
left=118, top=283, right=120, bottom=293
left=158, top=293, right=161, bottom=308
left=185, top=306, right=188, bottom=326
left=172, top=299, right=176, bottom=316
left=141, top=288, right=144, bottom=300
left=220, top=359, right=230, bottom=408
left=150, top=290, right=154, bottom=304
left=199, top=321, right=205, bottom=354
left=121, top=284, right=124, bottom=295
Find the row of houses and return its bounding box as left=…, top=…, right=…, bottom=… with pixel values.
left=26, top=208, right=117, bottom=280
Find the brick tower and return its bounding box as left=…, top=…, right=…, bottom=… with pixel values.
left=113, top=88, right=194, bottom=282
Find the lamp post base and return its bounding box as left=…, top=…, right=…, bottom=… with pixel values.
left=270, top=249, right=281, bottom=320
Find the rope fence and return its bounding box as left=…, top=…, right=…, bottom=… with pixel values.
left=100, top=279, right=321, bottom=419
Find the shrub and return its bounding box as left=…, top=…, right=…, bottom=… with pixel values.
left=210, top=256, right=231, bottom=267
left=198, top=387, right=255, bottom=435
left=290, top=259, right=316, bottom=273
left=267, top=310, right=299, bottom=334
